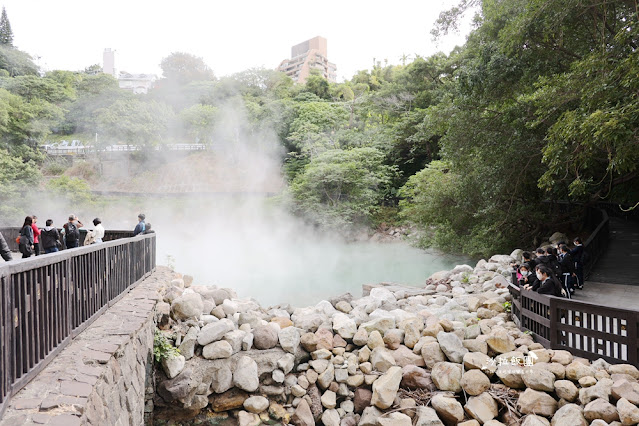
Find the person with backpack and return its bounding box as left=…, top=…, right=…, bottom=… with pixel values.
left=0, top=233, right=12, bottom=261
left=133, top=213, right=146, bottom=236
left=19, top=216, right=35, bottom=258
left=41, top=219, right=62, bottom=254
left=63, top=215, right=83, bottom=249
left=570, top=237, right=586, bottom=289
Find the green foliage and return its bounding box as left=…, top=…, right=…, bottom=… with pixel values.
left=0, top=7, right=13, bottom=47
left=290, top=147, right=393, bottom=230
left=160, top=52, right=214, bottom=85
left=179, top=104, right=218, bottom=144
left=0, top=148, right=41, bottom=224
left=0, top=45, right=38, bottom=77
left=153, top=330, right=180, bottom=363
left=45, top=175, right=93, bottom=205
left=503, top=301, right=512, bottom=313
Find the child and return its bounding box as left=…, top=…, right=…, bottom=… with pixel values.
left=517, top=263, right=536, bottom=288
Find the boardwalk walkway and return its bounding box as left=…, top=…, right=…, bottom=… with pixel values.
left=588, top=216, right=639, bottom=286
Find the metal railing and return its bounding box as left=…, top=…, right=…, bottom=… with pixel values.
left=0, top=232, right=156, bottom=418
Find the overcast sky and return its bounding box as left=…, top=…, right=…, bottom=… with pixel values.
left=2, top=0, right=473, bottom=81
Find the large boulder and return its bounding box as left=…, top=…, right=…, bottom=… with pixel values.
left=461, top=369, right=491, bottom=396
left=522, top=367, right=556, bottom=392
left=171, top=293, right=204, bottom=320
left=464, top=392, right=498, bottom=424
left=415, top=406, right=444, bottom=426
left=332, top=313, right=357, bottom=339
left=612, top=379, right=639, bottom=405
left=233, top=356, right=259, bottom=392
left=437, top=331, right=468, bottom=363
left=486, top=330, right=516, bottom=354
left=421, top=342, right=446, bottom=369
left=371, top=366, right=402, bottom=409
left=518, top=388, right=558, bottom=417
left=550, top=404, right=587, bottom=426
left=554, top=380, right=579, bottom=402
left=431, top=362, right=462, bottom=393
left=565, top=361, right=595, bottom=381
left=252, top=325, right=279, bottom=350
left=198, top=319, right=235, bottom=346
left=617, top=397, right=639, bottom=425
left=583, top=398, right=619, bottom=423
left=401, top=365, right=434, bottom=390
left=431, top=394, right=464, bottom=424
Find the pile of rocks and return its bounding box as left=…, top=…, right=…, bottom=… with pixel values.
left=152, top=252, right=639, bottom=426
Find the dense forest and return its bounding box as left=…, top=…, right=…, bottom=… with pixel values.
left=0, top=0, right=637, bottom=257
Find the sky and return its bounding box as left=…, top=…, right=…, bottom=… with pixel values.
left=1, top=0, right=473, bottom=81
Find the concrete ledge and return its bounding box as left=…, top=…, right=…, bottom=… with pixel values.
left=0, top=268, right=173, bottom=426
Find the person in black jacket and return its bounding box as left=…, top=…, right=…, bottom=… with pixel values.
left=19, top=216, right=35, bottom=258
left=517, top=263, right=536, bottom=288
left=527, top=265, right=565, bottom=297
left=558, top=244, right=576, bottom=295
left=570, top=237, right=585, bottom=289
left=0, top=233, right=12, bottom=261
left=41, top=219, right=62, bottom=254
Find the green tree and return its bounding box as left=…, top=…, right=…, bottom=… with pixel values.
left=160, top=52, right=214, bottom=85
left=0, top=45, right=38, bottom=77
left=289, top=147, right=393, bottom=230
left=179, top=104, right=218, bottom=144
left=0, top=148, right=41, bottom=224
left=0, top=7, right=13, bottom=47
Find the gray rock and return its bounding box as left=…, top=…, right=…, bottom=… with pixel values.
left=431, top=394, right=464, bottom=424
left=243, top=395, right=269, bottom=413
left=415, top=406, right=444, bottom=426
left=321, top=409, right=340, bottom=426
left=197, top=318, right=235, bottom=346
left=202, top=340, right=233, bottom=359
left=253, top=325, right=279, bottom=350
left=436, top=331, right=468, bottom=363
left=359, top=406, right=383, bottom=426
left=431, top=362, right=462, bottom=393
left=161, top=354, right=185, bottom=379
left=371, top=366, right=402, bottom=409
left=518, top=388, right=558, bottom=417
left=332, top=313, right=357, bottom=339
left=378, top=412, right=412, bottom=426
left=278, top=326, right=301, bottom=353
left=291, top=399, right=314, bottom=426
left=171, top=293, right=203, bottom=321
left=233, top=356, right=259, bottom=392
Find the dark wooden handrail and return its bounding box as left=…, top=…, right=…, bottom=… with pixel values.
left=0, top=232, right=156, bottom=418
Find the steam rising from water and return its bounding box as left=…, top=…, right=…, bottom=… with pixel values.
left=12, top=99, right=469, bottom=307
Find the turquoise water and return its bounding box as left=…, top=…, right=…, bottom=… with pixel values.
left=44, top=194, right=470, bottom=307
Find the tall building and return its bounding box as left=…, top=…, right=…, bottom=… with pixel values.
left=103, top=48, right=116, bottom=76
left=277, top=36, right=337, bottom=84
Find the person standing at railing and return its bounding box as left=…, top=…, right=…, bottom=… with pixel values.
left=0, top=232, right=12, bottom=261
left=558, top=244, right=577, bottom=296
left=570, top=237, right=585, bottom=289
left=133, top=213, right=146, bottom=236
left=524, top=265, right=565, bottom=297
left=41, top=219, right=62, bottom=253
left=63, top=215, right=83, bottom=249
left=19, top=216, right=35, bottom=258
left=84, top=218, right=105, bottom=245
left=31, top=215, right=42, bottom=256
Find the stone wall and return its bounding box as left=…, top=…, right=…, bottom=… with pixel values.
left=0, top=268, right=173, bottom=426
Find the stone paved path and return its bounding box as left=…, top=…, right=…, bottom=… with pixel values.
left=0, top=268, right=172, bottom=426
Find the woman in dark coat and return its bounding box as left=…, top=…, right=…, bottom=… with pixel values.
left=19, top=216, right=34, bottom=258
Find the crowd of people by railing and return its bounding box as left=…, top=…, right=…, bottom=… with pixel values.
left=0, top=213, right=152, bottom=262
left=512, top=237, right=587, bottom=299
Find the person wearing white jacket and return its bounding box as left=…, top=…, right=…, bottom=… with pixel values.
left=84, top=218, right=105, bottom=245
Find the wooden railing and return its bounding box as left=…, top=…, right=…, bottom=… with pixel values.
left=509, top=283, right=638, bottom=366
left=0, top=232, right=156, bottom=418
left=508, top=206, right=637, bottom=366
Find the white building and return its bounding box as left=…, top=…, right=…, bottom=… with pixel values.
left=117, top=72, right=157, bottom=94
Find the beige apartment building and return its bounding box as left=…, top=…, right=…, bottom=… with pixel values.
left=277, top=36, right=337, bottom=84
